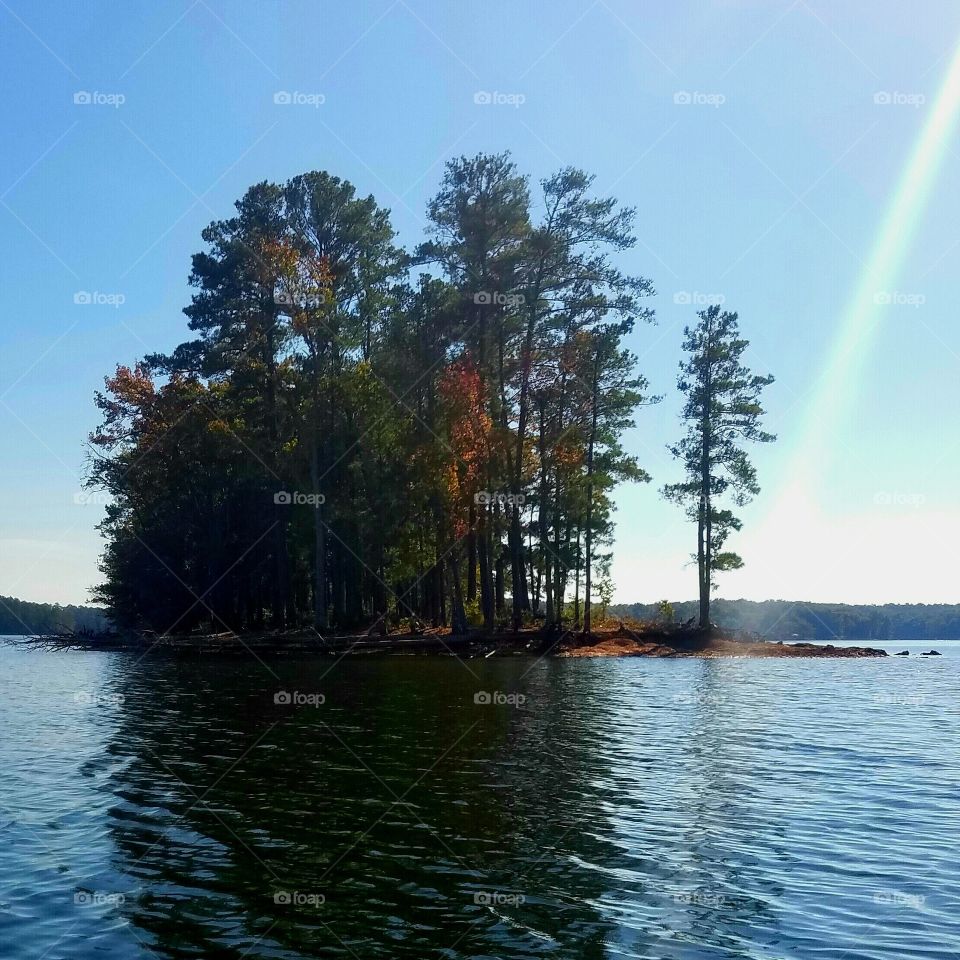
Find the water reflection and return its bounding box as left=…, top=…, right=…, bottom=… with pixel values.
left=102, top=657, right=627, bottom=958
left=4, top=646, right=959, bottom=959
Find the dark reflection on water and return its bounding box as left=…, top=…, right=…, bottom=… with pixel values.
left=103, top=658, right=625, bottom=958
left=1, top=645, right=959, bottom=959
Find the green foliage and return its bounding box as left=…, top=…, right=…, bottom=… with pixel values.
left=0, top=596, right=109, bottom=636
left=663, top=306, right=774, bottom=626
left=656, top=599, right=675, bottom=623
left=87, top=155, right=656, bottom=635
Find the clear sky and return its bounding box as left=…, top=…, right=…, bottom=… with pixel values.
left=1, top=0, right=958, bottom=608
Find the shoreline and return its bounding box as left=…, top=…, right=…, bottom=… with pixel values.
left=560, top=630, right=888, bottom=658
left=11, top=624, right=891, bottom=659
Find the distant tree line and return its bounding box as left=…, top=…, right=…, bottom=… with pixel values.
left=0, top=596, right=109, bottom=636
left=613, top=599, right=960, bottom=641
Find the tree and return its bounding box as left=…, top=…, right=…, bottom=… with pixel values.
left=148, top=182, right=297, bottom=627
left=280, top=171, right=403, bottom=629
left=507, top=167, right=655, bottom=630
left=663, top=305, right=775, bottom=629
left=87, top=162, right=656, bottom=638
left=656, top=599, right=675, bottom=624
left=418, top=152, right=530, bottom=631
left=576, top=322, right=655, bottom=634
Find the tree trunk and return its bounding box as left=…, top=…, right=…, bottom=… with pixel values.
left=573, top=524, right=581, bottom=630
left=310, top=438, right=327, bottom=631
left=509, top=510, right=527, bottom=630
left=527, top=517, right=538, bottom=614
left=467, top=502, right=477, bottom=602
left=553, top=498, right=564, bottom=622
left=495, top=553, right=506, bottom=616
left=478, top=508, right=495, bottom=630
left=697, top=501, right=708, bottom=629
left=537, top=401, right=554, bottom=624
left=448, top=546, right=468, bottom=635
left=698, top=315, right=713, bottom=630
left=583, top=354, right=600, bottom=635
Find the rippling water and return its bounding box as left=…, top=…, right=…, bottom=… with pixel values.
left=0, top=639, right=958, bottom=959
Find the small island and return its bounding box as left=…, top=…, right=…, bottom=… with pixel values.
left=78, top=157, right=786, bottom=648
left=19, top=620, right=887, bottom=659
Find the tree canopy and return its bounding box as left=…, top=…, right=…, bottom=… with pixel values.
left=87, top=154, right=658, bottom=636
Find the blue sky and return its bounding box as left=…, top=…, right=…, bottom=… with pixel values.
left=1, top=0, right=958, bottom=607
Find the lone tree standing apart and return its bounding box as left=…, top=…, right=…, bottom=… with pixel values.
left=664, top=305, right=775, bottom=629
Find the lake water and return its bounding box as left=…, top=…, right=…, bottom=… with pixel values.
left=1, top=639, right=958, bottom=959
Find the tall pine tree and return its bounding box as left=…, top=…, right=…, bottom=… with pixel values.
left=663, top=306, right=775, bottom=629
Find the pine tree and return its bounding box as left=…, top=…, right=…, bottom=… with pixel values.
left=663, top=306, right=775, bottom=629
